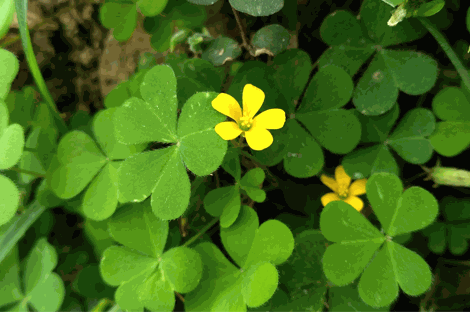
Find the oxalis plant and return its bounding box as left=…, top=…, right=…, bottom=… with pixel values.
left=1, top=0, right=470, bottom=310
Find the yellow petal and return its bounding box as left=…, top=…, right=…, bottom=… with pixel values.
left=343, top=196, right=364, bottom=212
left=212, top=93, right=242, bottom=122
left=320, top=175, right=339, bottom=193
left=335, top=165, right=351, bottom=189
left=349, top=179, right=367, bottom=196
left=214, top=122, right=243, bottom=140
left=242, top=84, right=265, bottom=119
left=321, top=193, right=341, bottom=207
left=253, top=109, right=286, bottom=129
left=244, top=126, right=273, bottom=151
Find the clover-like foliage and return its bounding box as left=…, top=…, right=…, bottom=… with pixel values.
left=320, top=172, right=438, bottom=307
left=185, top=205, right=295, bottom=310
left=204, top=167, right=266, bottom=228
left=0, top=238, right=65, bottom=312
left=100, top=201, right=203, bottom=311
left=114, top=65, right=227, bottom=220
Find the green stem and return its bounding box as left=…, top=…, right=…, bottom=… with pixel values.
left=419, top=17, right=470, bottom=92
left=183, top=217, right=219, bottom=247
left=14, top=0, right=68, bottom=134
left=91, top=298, right=112, bottom=312
left=6, top=166, right=45, bottom=178
left=0, top=200, right=47, bottom=264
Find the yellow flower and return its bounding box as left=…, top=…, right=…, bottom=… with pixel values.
left=212, top=84, right=286, bottom=151
left=320, top=165, right=367, bottom=212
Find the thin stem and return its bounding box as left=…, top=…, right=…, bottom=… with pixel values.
left=183, top=217, right=219, bottom=247
left=14, top=0, right=68, bottom=134
left=419, top=17, right=470, bottom=92
left=90, top=298, right=112, bottom=312
left=7, top=167, right=45, bottom=178
left=230, top=5, right=251, bottom=52
left=175, top=292, right=185, bottom=303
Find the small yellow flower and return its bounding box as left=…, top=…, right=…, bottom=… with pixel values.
left=320, top=165, right=367, bottom=212
left=212, top=84, right=286, bottom=151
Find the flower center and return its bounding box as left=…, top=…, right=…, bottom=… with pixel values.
left=338, top=187, right=349, bottom=200
left=238, top=113, right=253, bottom=131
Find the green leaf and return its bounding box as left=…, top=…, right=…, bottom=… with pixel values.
left=329, top=284, right=389, bottom=311
left=204, top=186, right=241, bottom=226
left=177, top=92, right=228, bottom=176
left=202, top=37, right=242, bottom=66
left=83, top=219, right=114, bottom=259
left=99, top=2, right=137, bottom=41
left=108, top=201, right=168, bottom=258
left=151, top=147, right=191, bottom=220
left=276, top=230, right=328, bottom=308
left=104, top=80, right=131, bottom=108
left=355, top=104, right=399, bottom=143
left=353, top=53, right=398, bottom=116
left=218, top=189, right=242, bottom=228
left=5, top=87, right=36, bottom=130
left=137, top=0, right=167, bottom=16
left=297, top=65, right=353, bottom=113
left=366, top=172, right=403, bottom=233
left=0, top=175, right=19, bottom=226
left=73, top=264, right=114, bottom=298
left=117, top=148, right=175, bottom=203
left=0, top=0, right=15, bottom=40
left=0, top=248, right=23, bottom=307
left=28, top=273, right=65, bottom=312
left=381, top=50, right=438, bottom=95
left=0, top=49, right=19, bottom=99
left=229, top=0, right=283, bottom=16
left=387, top=186, right=438, bottom=236
left=252, top=122, right=289, bottom=167
left=243, top=219, right=295, bottom=267
left=323, top=241, right=384, bottom=286
left=221, top=145, right=241, bottom=181
left=432, top=87, right=470, bottom=122
left=81, top=162, right=119, bottom=221
left=114, top=272, right=147, bottom=311
left=357, top=245, right=399, bottom=307
left=297, top=109, right=361, bottom=154
left=429, top=121, right=470, bottom=157
left=242, top=261, right=278, bottom=307
left=161, top=246, right=203, bottom=293
left=251, top=24, right=290, bottom=56
left=388, top=241, right=432, bottom=296
left=100, top=246, right=158, bottom=287
left=388, top=108, right=435, bottom=164
left=23, top=237, right=58, bottom=295
left=240, top=167, right=265, bottom=187
left=413, top=0, right=445, bottom=17
left=271, top=49, right=312, bottom=112
left=320, top=10, right=363, bottom=46
left=181, top=59, right=223, bottom=91
left=115, top=65, right=178, bottom=144
left=49, top=131, right=107, bottom=199
left=0, top=124, right=24, bottom=169
left=184, top=242, right=240, bottom=311
left=137, top=270, right=174, bottom=312
left=220, top=205, right=258, bottom=268
left=283, top=120, right=324, bottom=178
left=93, top=108, right=146, bottom=160
left=342, top=144, right=399, bottom=179
left=360, top=0, right=425, bottom=46
left=0, top=100, right=8, bottom=134
left=321, top=201, right=384, bottom=242
left=228, top=61, right=289, bottom=113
